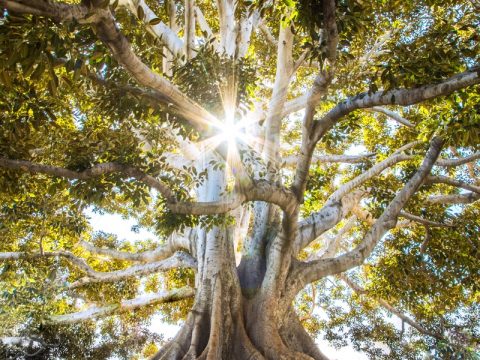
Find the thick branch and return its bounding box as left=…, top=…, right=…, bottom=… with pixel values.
left=69, top=252, right=196, bottom=288
left=263, top=20, right=294, bottom=163
left=2, top=0, right=216, bottom=130
left=295, top=150, right=417, bottom=253
left=322, top=0, right=339, bottom=64
left=123, top=0, right=184, bottom=57
left=0, top=250, right=196, bottom=287
left=428, top=192, right=480, bottom=204
left=48, top=287, right=195, bottom=324
left=79, top=232, right=193, bottom=262
left=291, top=137, right=443, bottom=292
left=184, top=0, right=195, bottom=59
left=312, top=67, right=480, bottom=143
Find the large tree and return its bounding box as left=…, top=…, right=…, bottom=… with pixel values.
left=0, top=0, right=479, bottom=359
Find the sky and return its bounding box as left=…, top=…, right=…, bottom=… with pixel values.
left=86, top=210, right=369, bottom=359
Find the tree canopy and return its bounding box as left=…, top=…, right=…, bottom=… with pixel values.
left=0, top=0, right=479, bottom=359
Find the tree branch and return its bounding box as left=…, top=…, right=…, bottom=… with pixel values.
left=0, top=157, right=176, bottom=201
left=262, top=20, right=294, bottom=163
left=78, top=232, right=193, bottom=262
left=48, top=287, right=195, bottom=324
left=183, top=0, right=195, bottom=59
left=339, top=274, right=440, bottom=338
left=322, top=0, right=339, bottom=64
left=425, top=175, right=480, bottom=194
left=366, top=106, right=415, bottom=127
left=295, top=150, right=417, bottom=253
left=435, top=152, right=480, bottom=167
left=0, top=250, right=196, bottom=288
left=282, top=153, right=375, bottom=167
left=122, top=0, right=184, bottom=57
left=311, top=67, right=480, bottom=143
left=398, top=211, right=454, bottom=228
left=258, top=20, right=276, bottom=46
left=2, top=0, right=217, bottom=131
left=290, top=137, right=443, bottom=292
left=69, top=252, right=196, bottom=288
left=428, top=192, right=480, bottom=204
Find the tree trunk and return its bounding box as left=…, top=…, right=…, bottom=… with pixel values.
left=152, top=223, right=328, bottom=360
left=152, top=159, right=327, bottom=359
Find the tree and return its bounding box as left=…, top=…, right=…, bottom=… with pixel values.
left=0, top=0, right=479, bottom=359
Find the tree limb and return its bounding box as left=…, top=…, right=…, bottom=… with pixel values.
left=425, top=175, right=480, bottom=194
left=0, top=250, right=196, bottom=287
left=366, top=106, right=415, bottom=127
left=398, top=211, right=454, bottom=228
left=435, top=152, right=480, bottom=167
left=69, top=252, right=196, bottom=288
left=78, top=232, right=193, bottom=262
left=183, top=0, right=195, bottom=59
left=258, top=20, right=276, bottom=46
left=322, top=0, right=339, bottom=65
left=122, top=0, right=184, bottom=57
left=282, top=153, right=375, bottom=167
left=295, top=151, right=417, bottom=253
left=2, top=0, right=217, bottom=131
left=0, top=157, right=176, bottom=201
left=48, top=287, right=195, bottom=324
left=290, top=137, right=443, bottom=293
left=311, top=67, right=480, bottom=143
left=339, top=274, right=440, bottom=338
left=428, top=192, right=480, bottom=204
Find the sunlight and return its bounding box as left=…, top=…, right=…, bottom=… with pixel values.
left=220, top=116, right=239, bottom=146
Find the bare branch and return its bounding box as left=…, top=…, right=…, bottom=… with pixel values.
left=48, top=287, right=195, bottom=324
left=366, top=106, right=415, bottom=127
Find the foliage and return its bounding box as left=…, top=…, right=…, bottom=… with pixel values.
left=0, top=0, right=479, bottom=359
